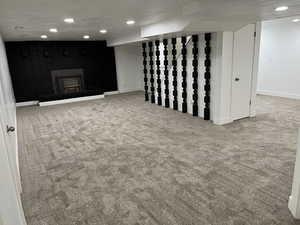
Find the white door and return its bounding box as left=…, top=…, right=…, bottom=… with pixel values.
left=0, top=36, right=26, bottom=225
left=231, top=24, right=255, bottom=121
left=0, top=38, right=21, bottom=194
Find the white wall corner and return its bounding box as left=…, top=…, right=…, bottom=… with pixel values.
left=250, top=22, right=261, bottom=117
left=212, top=31, right=234, bottom=125
left=288, top=129, right=300, bottom=219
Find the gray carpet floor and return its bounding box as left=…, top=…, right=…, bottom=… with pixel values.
left=17, top=92, right=300, bottom=225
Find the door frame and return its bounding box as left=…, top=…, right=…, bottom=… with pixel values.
left=230, top=22, right=261, bottom=121
left=249, top=22, right=262, bottom=117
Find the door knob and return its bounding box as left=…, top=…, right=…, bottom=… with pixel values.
left=235, top=77, right=240, bottom=81
left=7, top=126, right=15, bottom=133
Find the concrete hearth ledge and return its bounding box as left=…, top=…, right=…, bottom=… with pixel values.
left=39, top=94, right=104, bottom=106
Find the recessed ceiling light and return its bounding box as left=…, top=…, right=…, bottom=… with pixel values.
left=126, top=20, right=135, bottom=25
left=49, top=28, right=58, bottom=33
left=64, top=18, right=74, bottom=23
left=100, top=29, right=107, bottom=34
left=41, top=35, right=47, bottom=39
left=293, top=19, right=300, bottom=22
left=275, top=6, right=288, bottom=11
left=83, top=35, right=90, bottom=39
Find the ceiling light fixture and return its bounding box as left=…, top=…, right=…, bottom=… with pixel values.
left=41, top=35, right=48, bottom=39
left=293, top=19, right=300, bottom=22
left=275, top=6, right=288, bottom=11
left=126, top=20, right=135, bottom=25
left=49, top=28, right=58, bottom=33
left=100, top=29, right=107, bottom=34
left=83, top=35, right=90, bottom=39
left=64, top=18, right=74, bottom=23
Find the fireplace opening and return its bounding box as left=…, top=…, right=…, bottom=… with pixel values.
left=51, top=69, right=85, bottom=95
left=58, top=76, right=82, bottom=94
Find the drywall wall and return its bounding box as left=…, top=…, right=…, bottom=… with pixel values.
left=0, top=34, right=26, bottom=225
left=288, top=129, right=300, bottom=218
left=212, top=31, right=234, bottom=125
left=257, top=18, right=300, bottom=99
left=114, top=44, right=143, bottom=93
left=0, top=215, right=4, bottom=225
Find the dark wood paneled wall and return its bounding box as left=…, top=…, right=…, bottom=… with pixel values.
left=5, top=41, right=118, bottom=102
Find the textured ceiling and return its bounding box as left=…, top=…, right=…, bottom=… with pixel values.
left=1, top=0, right=300, bottom=42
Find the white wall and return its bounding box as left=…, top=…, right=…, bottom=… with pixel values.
left=257, top=18, right=300, bottom=99
left=114, top=44, right=143, bottom=93
left=289, top=129, right=300, bottom=218
left=212, top=32, right=234, bottom=124
left=0, top=33, right=27, bottom=225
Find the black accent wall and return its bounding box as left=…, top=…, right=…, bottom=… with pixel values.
left=5, top=41, right=118, bottom=102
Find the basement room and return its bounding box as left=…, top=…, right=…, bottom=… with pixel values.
left=0, top=1, right=300, bottom=225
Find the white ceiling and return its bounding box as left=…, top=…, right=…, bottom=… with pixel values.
left=1, top=0, right=300, bottom=44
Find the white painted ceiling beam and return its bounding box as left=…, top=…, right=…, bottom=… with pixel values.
left=141, top=18, right=189, bottom=38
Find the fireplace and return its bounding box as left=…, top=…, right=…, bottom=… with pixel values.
left=51, top=69, right=85, bottom=95
left=37, top=68, right=101, bottom=102
left=57, top=76, right=81, bottom=94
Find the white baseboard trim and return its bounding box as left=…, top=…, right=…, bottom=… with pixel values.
left=250, top=110, right=256, bottom=118
left=257, top=90, right=300, bottom=100
left=104, top=91, right=120, bottom=95
left=39, top=95, right=104, bottom=106
left=213, top=117, right=234, bottom=125
left=16, top=101, right=39, bottom=107
left=120, top=89, right=143, bottom=93
left=104, top=89, right=143, bottom=96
